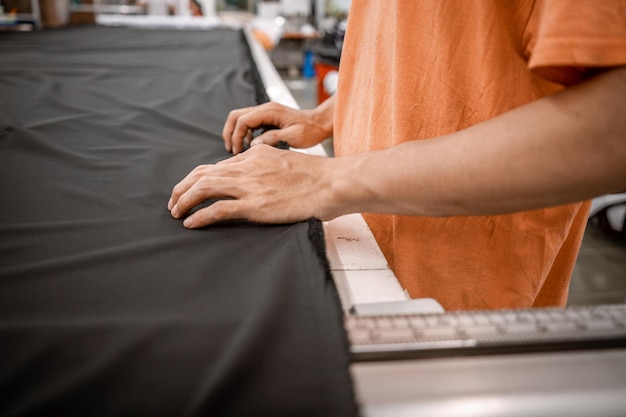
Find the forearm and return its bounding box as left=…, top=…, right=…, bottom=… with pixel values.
left=301, top=94, right=335, bottom=140
left=328, top=67, right=626, bottom=218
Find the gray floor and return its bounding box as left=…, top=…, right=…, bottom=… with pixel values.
left=283, top=74, right=626, bottom=308
left=569, top=225, right=626, bottom=306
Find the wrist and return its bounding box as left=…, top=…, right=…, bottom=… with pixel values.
left=305, top=100, right=335, bottom=139
left=319, top=154, right=376, bottom=220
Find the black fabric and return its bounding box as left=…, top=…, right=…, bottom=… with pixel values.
left=0, top=26, right=357, bottom=417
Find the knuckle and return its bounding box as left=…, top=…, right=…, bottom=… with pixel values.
left=199, top=175, right=212, bottom=190
left=233, top=119, right=247, bottom=135
left=228, top=109, right=241, bottom=119
left=264, top=129, right=278, bottom=142
left=189, top=165, right=205, bottom=176
left=266, top=101, right=282, bottom=111
left=191, top=209, right=209, bottom=226
left=172, top=183, right=185, bottom=197
left=210, top=202, right=227, bottom=217
left=177, top=192, right=191, bottom=208
left=209, top=201, right=233, bottom=221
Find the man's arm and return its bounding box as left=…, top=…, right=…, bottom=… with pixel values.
left=169, top=66, right=626, bottom=227
left=331, top=66, right=626, bottom=218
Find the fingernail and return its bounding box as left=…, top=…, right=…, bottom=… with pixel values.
left=183, top=216, right=194, bottom=228
left=171, top=205, right=178, bottom=218
left=167, top=198, right=173, bottom=211
left=250, top=138, right=261, bottom=146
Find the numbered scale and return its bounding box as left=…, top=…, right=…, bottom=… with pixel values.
left=346, top=303, right=626, bottom=361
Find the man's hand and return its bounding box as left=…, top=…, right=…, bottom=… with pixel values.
left=222, top=99, right=335, bottom=154
left=167, top=145, right=339, bottom=228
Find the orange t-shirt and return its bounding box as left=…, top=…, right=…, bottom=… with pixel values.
left=334, top=0, right=626, bottom=310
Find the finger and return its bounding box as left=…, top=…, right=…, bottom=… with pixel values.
left=169, top=149, right=251, bottom=210
left=215, top=151, right=246, bottom=165
left=222, top=107, right=254, bottom=153
left=231, top=128, right=253, bottom=155
left=168, top=165, right=210, bottom=211
left=182, top=200, right=247, bottom=228
left=169, top=163, right=230, bottom=213
left=230, top=107, right=282, bottom=154
left=250, top=125, right=296, bottom=147
left=170, top=175, right=238, bottom=219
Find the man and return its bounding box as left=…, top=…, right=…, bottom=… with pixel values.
left=168, top=1, right=626, bottom=310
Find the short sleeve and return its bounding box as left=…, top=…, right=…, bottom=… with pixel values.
left=525, top=0, right=626, bottom=85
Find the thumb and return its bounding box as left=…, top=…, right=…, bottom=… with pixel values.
left=250, top=126, right=296, bottom=148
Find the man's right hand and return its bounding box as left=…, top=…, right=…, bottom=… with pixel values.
left=222, top=98, right=335, bottom=154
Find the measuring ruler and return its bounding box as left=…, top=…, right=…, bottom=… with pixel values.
left=346, top=303, right=626, bottom=361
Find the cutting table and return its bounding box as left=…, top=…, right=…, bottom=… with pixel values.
left=30, top=16, right=622, bottom=417
left=247, top=25, right=626, bottom=417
